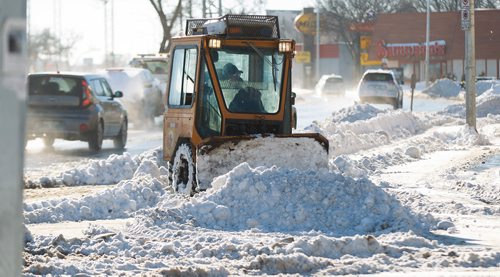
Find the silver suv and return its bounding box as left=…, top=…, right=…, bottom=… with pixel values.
left=357, top=69, right=403, bottom=109
left=26, top=72, right=128, bottom=151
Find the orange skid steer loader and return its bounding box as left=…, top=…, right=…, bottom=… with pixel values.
left=163, top=15, right=329, bottom=195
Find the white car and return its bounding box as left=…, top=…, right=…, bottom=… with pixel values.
left=357, top=69, right=403, bottom=109
left=101, top=68, right=165, bottom=124
left=129, top=54, right=169, bottom=92
left=315, top=74, right=345, bottom=96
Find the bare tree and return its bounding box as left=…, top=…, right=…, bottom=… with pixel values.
left=413, top=0, right=500, bottom=11
left=197, top=0, right=265, bottom=17
left=150, top=0, right=265, bottom=53
left=29, top=28, right=78, bottom=70
left=149, top=0, right=182, bottom=53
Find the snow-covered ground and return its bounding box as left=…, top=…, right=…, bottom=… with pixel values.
left=23, top=80, right=500, bottom=275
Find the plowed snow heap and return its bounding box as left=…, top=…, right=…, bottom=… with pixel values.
left=162, top=14, right=329, bottom=195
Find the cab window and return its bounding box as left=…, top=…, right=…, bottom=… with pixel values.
left=168, top=46, right=198, bottom=107
left=196, top=59, right=221, bottom=137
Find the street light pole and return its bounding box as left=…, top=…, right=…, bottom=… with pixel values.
left=425, top=0, right=430, bottom=87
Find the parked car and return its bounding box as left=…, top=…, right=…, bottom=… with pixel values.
left=357, top=69, right=403, bottom=109
left=476, top=76, right=497, bottom=82
left=129, top=53, right=169, bottom=92
left=101, top=67, right=164, bottom=125
left=315, top=74, right=345, bottom=96
left=26, top=72, right=128, bottom=151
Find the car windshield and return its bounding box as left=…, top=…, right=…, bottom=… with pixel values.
left=29, top=75, right=81, bottom=96
left=324, top=78, right=343, bottom=90
left=141, top=60, right=168, bottom=75
left=210, top=46, right=284, bottom=114
left=326, top=78, right=342, bottom=85
left=363, top=73, right=393, bottom=82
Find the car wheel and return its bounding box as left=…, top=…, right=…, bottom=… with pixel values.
left=88, top=121, right=103, bottom=151
left=113, top=118, right=127, bottom=149
left=43, top=136, right=55, bottom=147
left=170, top=142, right=197, bottom=196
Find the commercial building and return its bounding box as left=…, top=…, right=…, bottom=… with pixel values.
left=365, top=9, right=500, bottom=81
left=267, top=9, right=355, bottom=88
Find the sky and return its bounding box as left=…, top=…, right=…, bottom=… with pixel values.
left=28, top=0, right=313, bottom=67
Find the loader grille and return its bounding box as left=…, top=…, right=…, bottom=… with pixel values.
left=224, top=119, right=282, bottom=136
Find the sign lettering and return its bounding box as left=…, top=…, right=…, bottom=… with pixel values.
left=376, top=40, right=446, bottom=58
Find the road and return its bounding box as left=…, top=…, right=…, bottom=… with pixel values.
left=24, top=123, right=164, bottom=170
left=24, top=89, right=461, bottom=171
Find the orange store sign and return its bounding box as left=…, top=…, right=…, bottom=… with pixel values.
left=376, top=40, right=446, bottom=58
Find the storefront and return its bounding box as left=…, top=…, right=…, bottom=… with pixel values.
left=366, top=10, right=500, bottom=81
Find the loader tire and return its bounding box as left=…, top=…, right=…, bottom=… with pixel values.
left=171, top=142, right=197, bottom=196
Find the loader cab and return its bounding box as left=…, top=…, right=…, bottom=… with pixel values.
left=163, top=15, right=296, bottom=162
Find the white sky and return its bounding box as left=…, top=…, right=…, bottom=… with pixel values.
left=28, top=0, right=312, bottom=66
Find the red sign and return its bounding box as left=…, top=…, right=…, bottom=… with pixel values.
left=376, top=40, right=446, bottom=58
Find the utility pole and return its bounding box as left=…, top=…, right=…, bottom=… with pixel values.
left=111, top=0, right=115, bottom=67
left=425, top=0, right=430, bottom=87
left=0, top=0, right=27, bottom=275
left=315, top=0, right=320, bottom=82
left=463, top=0, right=477, bottom=130
left=103, top=0, right=108, bottom=67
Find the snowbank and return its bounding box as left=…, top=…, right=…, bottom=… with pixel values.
left=155, top=163, right=428, bottom=235
left=422, top=79, right=461, bottom=98
left=441, top=84, right=500, bottom=118
left=329, top=104, right=383, bottom=123
left=476, top=80, right=499, bottom=96
left=24, top=157, right=170, bottom=224
left=307, top=109, right=428, bottom=157
left=26, top=148, right=165, bottom=188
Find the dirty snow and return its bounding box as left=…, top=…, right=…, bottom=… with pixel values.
left=22, top=85, right=500, bottom=275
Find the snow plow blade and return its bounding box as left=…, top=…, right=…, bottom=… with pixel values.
left=196, top=133, right=329, bottom=190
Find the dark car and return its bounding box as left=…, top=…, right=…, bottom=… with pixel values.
left=26, top=72, right=128, bottom=151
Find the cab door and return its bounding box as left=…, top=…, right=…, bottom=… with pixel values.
left=163, top=40, right=200, bottom=161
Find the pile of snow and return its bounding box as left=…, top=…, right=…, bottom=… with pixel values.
left=329, top=104, right=382, bottom=123
left=476, top=80, right=499, bottom=96
left=477, top=84, right=500, bottom=117
left=197, top=136, right=328, bottom=189
left=422, top=78, right=461, bottom=98
left=155, top=163, right=428, bottom=235
left=27, top=148, right=165, bottom=187
left=441, top=84, right=500, bottom=118
left=308, top=109, right=428, bottom=157
left=24, top=157, right=170, bottom=224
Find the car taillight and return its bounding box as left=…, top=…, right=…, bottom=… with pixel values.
left=81, top=80, right=93, bottom=108
left=79, top=124, right=89, bottom=132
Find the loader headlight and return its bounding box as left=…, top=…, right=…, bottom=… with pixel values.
left=209, top=38, right=222, bottom=49
left=279, top=40, right=293, bottom=52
